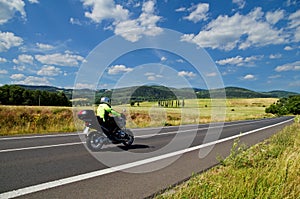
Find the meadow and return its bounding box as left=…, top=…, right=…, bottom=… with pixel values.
left=0, top=98, right=277, bottom=136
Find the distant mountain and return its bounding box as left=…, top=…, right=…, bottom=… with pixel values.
left=262, top=90, right=299, bottom=98
left=14, top=84, right=299, bottom=102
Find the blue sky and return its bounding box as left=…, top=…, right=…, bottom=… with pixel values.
left=0, top=0, right=299, bottom=93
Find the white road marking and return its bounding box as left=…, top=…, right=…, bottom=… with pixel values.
left=0, top=117, right=293, bottom=199
left=0, top=119, right=272, bottom=153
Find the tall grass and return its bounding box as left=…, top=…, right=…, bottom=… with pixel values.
left=0, top=106, right=76, bottom=136
left=156, top=116, right=300, bottom=199
left=0, top=98, right=277, bottom=136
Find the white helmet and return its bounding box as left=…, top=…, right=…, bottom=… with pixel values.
left=100, top=97, right=111, bottom=104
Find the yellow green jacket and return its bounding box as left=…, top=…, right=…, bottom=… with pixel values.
left=96, top=103, right=120, bottom=121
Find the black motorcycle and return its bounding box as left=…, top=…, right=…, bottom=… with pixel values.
left=77, top=110, right=134, bottom=151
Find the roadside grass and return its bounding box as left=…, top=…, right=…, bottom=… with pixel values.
left=0, top=98, right=277, bottom=136
left=155, top=116, right=300, bottom=199
left=0, top=106, right=77, bottom=136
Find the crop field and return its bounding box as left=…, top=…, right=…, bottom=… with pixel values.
left=0, top=98, right=278, bottom=136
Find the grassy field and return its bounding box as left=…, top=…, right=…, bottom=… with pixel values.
left=0, top=98, right=277, bottom=136
left=155, top=116, right=300, bottom=199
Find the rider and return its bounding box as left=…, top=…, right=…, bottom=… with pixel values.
left=96, top=97, right=122, bottom=137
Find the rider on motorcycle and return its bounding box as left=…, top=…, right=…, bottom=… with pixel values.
left=96, top=97, right=123, bottom=137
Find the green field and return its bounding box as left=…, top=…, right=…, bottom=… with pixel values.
left=155, top=116, right=300, bottom=199
left=0, top=98, right=277, bottom=136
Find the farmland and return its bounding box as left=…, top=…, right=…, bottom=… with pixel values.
left=0, top=98, right=277, bottom=136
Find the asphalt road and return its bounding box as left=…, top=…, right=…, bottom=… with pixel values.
left=0, top=116, right=294, bottom=199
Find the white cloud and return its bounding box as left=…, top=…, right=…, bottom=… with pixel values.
left=284, top=46, right=293, bottom=51
left=82, top=0, right=129, bottom=23
left=12, top=76, right=50, bottom=85
left=144, top=72, right=163, bottom=80
left=35, top=53, right=85, bottom=67
left=10, top=73, right=25, bottom=80
left=288, top=10, right=300, bottom=42
left=70, top=17, right=83, bottom=25
left=243, top=74, right=255, bottom=80
left=114, top=0, right=162, bottom=42
left=206, top=72, right=217, bottom=77
left=216, top=55, right=263, bottom=66
left=108, top=64, right=133, bottom=74
left=0, top=31, right=23, bottom=52
left=0, top=69, right=8, bottom=74
left=266, top=9, right=284, bottom=25
left=160, top=56, right=167, bottom=61
left=13, top=54, right=34, bottom=64
left=37, top=65, right=62, bottom=76
left=0, top=0, right=26, bottom=24
left=232, top=0, right=245, bottom=9
left=183, top=3, right=209, bottom=23
left=178, top=71, right=196, bottom=78
left=28, top=0, right=39, bottom=4
left=81, top=0, right=162, bottom=42
left=36, top=43, right=54, bottom=50
left=275, top=61, right=300, bottom=72
left=175, top=7, right=186, bottom=12
left=269, top=53, right=282, bottom=59
left=181, top=7, right=288, bottom=51
left=13, top=65, right=26, bottom=71
left=268, top=74, right=281, bottom=79
left=0, top=57, right=7, bottom=63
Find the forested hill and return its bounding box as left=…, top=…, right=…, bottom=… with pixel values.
left=3, top=84, right=298, bottom=104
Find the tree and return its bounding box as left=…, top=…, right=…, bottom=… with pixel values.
left=265, top=95, right=300, bottom=115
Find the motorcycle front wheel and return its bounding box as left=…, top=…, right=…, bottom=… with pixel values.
left=122, top=129, right=134, bottom=147
left=86, top=131, right=105, bottom=152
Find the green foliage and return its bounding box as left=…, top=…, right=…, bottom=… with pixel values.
left=265, top=95, right=300, bottom=115
left=0, top=85, right=71, bottom=106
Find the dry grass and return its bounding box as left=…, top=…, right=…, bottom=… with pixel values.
left=0, top=98, right=278, bottom=136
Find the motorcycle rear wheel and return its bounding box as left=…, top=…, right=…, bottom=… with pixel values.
left=86, top=131, right=104, bottom=151
left=122, top=129, right=134, bottom=147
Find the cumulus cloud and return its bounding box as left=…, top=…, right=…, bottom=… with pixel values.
left=37, top=65, right=62, bottom=76
left=13, top=54, right=34, bottom=65
left=144, top=72, right=163, bottom=80
left=0, top=69, right=8, bottom=74
left=178, top=71, right=196, bottom=78
left=35, top=53, right=85, bottom=67
left=181, top=7, right=288, bottom=51
left=243, top=74, right=255, bottom=80
left=0, top=31, right=23, bottom=52
left=0, top=57, right=7, bottom=63
left=216, top=55, right=263, bottom=66
left=183, top=3, right=209, bottom=23
left=11, top=76, right=50, bottom=85
left=288, top=10, right=300, bottom=42
left=266, top=9, right=285, bottom=25
left=0, top=0, right=26, bottom=24
left=10, top=73, right=25, bottom=80
left=36, top=43, right=54, bottom=50
left=81, top=0, right=162, bottom=42
left=108, top=64, right=133, bottom=74
left=275, top=61, right=300, bottom=72
left=232, top=0, right=246, bottom=9
left=114, top=0, right=162, bottom=42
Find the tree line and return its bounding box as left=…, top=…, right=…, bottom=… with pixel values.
left=265, top=95, right=300, bottom=115
left=0, top=85, right=71, bottom=106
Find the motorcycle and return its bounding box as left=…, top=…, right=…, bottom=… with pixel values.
left=77, top=110, right=134, bottom=151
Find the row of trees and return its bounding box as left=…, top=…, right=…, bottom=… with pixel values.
left=265, top=95, right=300, bottom=115
left=0, top=85, right=71, bottom=106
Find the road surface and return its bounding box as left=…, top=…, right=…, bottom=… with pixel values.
left=0, top=116, right=294, bottom=199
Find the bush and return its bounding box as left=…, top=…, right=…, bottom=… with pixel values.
left=265, top=95, right=300, bottom=115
